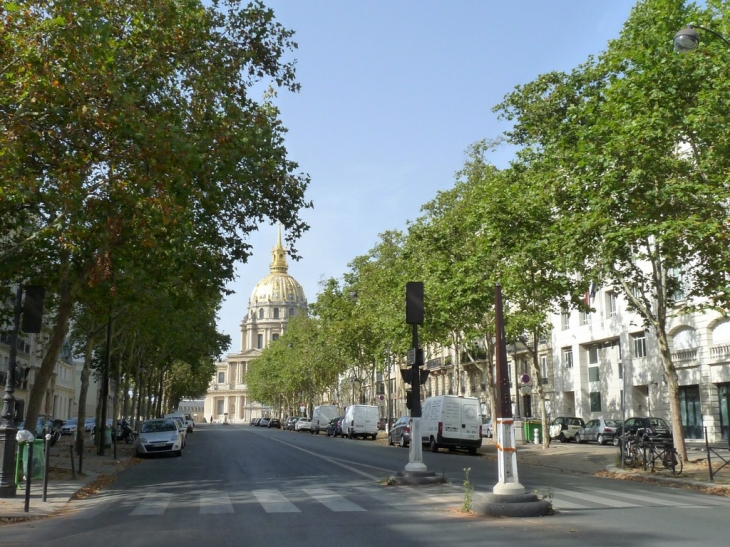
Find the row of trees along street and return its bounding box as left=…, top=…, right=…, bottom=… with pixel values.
left=247, top=0, right=730, bottom=462
left=0, top=0, right=311, bottom=452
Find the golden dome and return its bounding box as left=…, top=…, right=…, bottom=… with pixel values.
left=249, top=226, right=307, bottom=307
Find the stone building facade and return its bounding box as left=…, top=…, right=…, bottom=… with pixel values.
left=204, top=229, right=308, bottom=423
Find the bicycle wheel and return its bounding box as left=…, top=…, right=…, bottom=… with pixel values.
left=669, top=450, right=683, bottom=476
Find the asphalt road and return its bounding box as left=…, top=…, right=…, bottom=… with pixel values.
left=0, top=425, right=728, bottom=547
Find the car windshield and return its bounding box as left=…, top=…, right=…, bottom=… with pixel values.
left=604, top=420, right=620, bottom=427
left=649, top=418, right=669, bottom=429
left=568, top=418, right=584, bottom=426
left=142, top=420, right=176, bottom=433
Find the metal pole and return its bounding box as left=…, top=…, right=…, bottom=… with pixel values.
left=24, top=441, right=33, bottom=513
left=705, top=427, right=714, bottom=482
left=42, top=435, right=50, bottom=502
left=70, top=444, right=76, bottom=479
left=493, top=283, right=525, bottom=496
left=0, top=286, right=22, bottom=498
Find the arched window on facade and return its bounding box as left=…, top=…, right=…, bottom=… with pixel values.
left=258, top=308, right=264, bottom=319
left=289, top=308, right=294, bottom=317
left=273, top=308, right=280, bottom=319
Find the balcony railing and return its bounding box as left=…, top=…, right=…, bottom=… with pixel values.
left=710, top=344, right=730, bottom=359
left=671, top=348, right=698, bottom=364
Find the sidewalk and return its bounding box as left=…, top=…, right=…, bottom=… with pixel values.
left=0, top=433, right=139, bottom=523
left=478, top=438, right=730, bottom=495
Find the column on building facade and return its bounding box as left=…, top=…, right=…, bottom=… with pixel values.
left=235, top=395, right=241, bottom=421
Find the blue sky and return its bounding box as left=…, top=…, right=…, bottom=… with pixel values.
left=217, top=1, right=640, bottom=353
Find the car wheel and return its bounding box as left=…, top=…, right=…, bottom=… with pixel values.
left=399, top=435, right=407, bottom=448
left=468, top=447, right=477, bottom=455
left=575, top=434, right=583, bottom=444
left=388, top=434, right=394, bottom=446
left=348, top=430, right=353, bottom=439
left=597, top=434, right=605, bottom=445
left=430, top=438, right=439, bottom=453
left=613, top=436, right=620, bottom=447
left=559, top=432, right=567, bottom=443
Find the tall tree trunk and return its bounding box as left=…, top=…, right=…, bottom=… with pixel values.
left=75, top=333, right=95, bottom=454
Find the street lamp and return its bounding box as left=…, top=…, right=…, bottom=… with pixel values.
left=674, top=24, right=730, bottom=53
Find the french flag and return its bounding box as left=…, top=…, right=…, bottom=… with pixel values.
left=584, top=281, right=595, bottom=305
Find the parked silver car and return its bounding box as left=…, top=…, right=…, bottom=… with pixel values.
left=575, top=418, right=621, bottom=445
left=135, top=418, right=183, bottom=458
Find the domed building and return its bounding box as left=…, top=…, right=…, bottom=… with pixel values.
left=204, top=227, right=307, bottom=423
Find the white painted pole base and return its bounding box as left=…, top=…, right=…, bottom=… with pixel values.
left=493, top=418, right=525, bottom=496
left=405, top=417, right=427, bottom=472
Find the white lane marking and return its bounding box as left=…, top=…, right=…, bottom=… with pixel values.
left=552, top=488, right=639, bottom=508
left=593, top=489, right=681, bottom=506
left=253, top=489, right=300, bottom=513
left=551, top=498, right=588, bottom=510
left=639, top=490, right=730, bottom=506
left=200, top=492, right=234, bottom=514
left=303, top=488, right=366, bottom=512
left=254, top=434, right=390, bottom=480
left=130, top=492, right=173, bottom=516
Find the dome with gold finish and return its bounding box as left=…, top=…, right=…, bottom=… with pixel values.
left=249, top=227, right=307, bottom=307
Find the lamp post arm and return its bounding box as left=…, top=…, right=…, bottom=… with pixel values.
left=692, top=24, right=730, bottom=50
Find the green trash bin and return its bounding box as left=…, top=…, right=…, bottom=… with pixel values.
left=17, top=439, right=45, bottom=484
left=523, top=421, right=535, bottom=443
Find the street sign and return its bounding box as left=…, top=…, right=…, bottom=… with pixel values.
left=521, top=373, right=531, bottom=384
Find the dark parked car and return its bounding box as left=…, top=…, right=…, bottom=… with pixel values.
left=326, top=417, right=344, bottom=437
left=267, top=418, right=281, bottom=429
left=388, top=416, right=411, bottom=448
left=613, top=417, right=672, bottom=446
left=377, top=419, right=386, bottom=431
left=284, top=417, right=298, bottom=430
left=259, top=417, right=271, bottom=427
left=575, top=418, right=621, bottom=445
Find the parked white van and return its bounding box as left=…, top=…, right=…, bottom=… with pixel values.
left=343, top=404, right=379, bottom=440
left=420, top=395, right=482, bottom=454
left=310, top=405, right=340, bottom=435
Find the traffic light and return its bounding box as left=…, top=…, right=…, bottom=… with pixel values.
left=405, top=389, right=413, bottom=410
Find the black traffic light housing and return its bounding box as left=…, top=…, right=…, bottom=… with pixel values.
left=405, top=389, right=413, bottom=410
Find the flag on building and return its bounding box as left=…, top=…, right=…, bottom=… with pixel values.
left=584, top=281, right=596, bottom=305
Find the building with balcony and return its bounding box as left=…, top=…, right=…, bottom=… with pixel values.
left=549, top=286, right=730, bottom=443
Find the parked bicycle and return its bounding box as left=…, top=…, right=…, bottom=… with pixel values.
left=619, top=431, right=644, bottom=468
left=640, top=430, right=683, bottom=476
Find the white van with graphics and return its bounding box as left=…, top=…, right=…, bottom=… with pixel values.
left=343, top=405, right=379, bottom=440
left=310, top=405, right=340, bottom=435
left=420, top=395, right=482, bottom=454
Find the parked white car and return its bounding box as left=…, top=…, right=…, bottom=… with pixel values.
left=548, top=416, right=585, bottom=443
left=135, top=418, right=183, bottom=458
left=295, top=418, right=311, bottom=431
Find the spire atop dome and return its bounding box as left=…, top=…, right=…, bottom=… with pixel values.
left=269, top=223, right=288, bottom=274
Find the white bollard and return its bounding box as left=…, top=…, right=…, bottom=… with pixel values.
left=534, top=428, right=540, bottom=445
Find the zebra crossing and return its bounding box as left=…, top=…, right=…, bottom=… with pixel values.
left=69, top=483, right=730, bottom=518
left=537, top=486, right=730, bottom=511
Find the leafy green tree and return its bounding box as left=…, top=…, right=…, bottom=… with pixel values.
left=495, top=0, right=730, bottom=458
left=1, top=0, right=311, bottom=430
